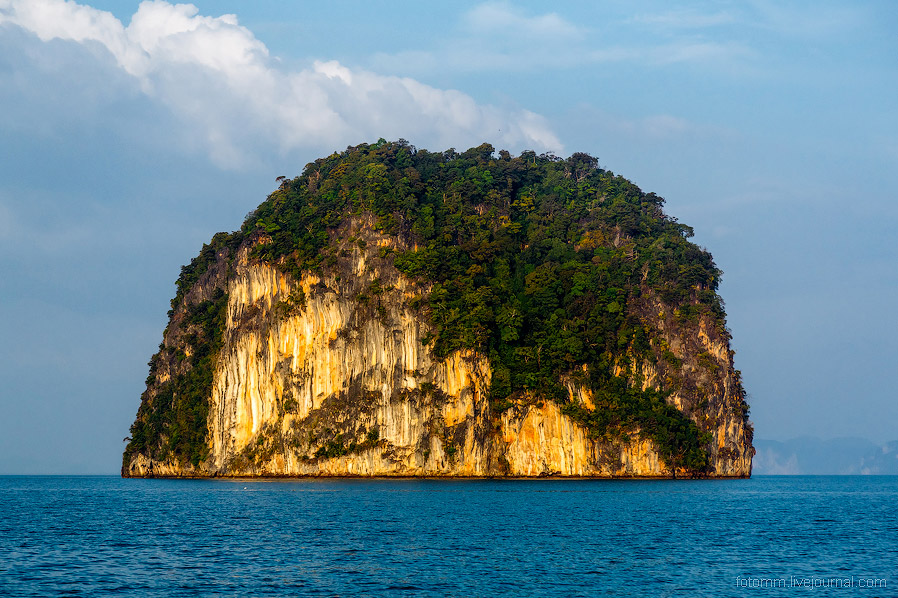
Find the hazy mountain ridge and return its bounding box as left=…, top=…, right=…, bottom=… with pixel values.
left=753, top=438, right=898, bottom=475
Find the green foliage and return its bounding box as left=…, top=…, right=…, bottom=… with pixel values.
left=561, top=377, right=711, bottom=473
left=125, top=288, right=229, bottom=468
left=274, top=288, right=306, bottom=317
left=315, top=434, right=351, bottom=459
left=313, top=427, right=381, bottom=459
left=366, top=426, right=380, bottom=443
left=697, top=351, right=719, bottom=372
left=662, top=350, right=683, bottom=368
left=171, top=232, right=242, bottom=310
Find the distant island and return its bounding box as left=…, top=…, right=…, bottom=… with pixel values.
left=754, top=438, right=898, bottom=475
left=123, top=140, right=753, bottom=478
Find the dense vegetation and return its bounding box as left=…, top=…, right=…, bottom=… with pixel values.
left=124, top=288, right=229, bottom=468
left=126, top=139, right=731, bottom=474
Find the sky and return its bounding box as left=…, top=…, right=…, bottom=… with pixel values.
left=0, top=0, right=895, bottom=474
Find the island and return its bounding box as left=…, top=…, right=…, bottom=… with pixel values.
left=123, top=140, right=753, bottom=478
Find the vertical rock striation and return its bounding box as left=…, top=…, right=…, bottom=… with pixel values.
left=124, top=219, right=752, bottom=478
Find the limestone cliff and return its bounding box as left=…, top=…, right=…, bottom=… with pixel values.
left=123, top=142, right=753, bottom=478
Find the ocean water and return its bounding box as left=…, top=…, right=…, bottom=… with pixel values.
left=1, top=476, right=894, bottom=597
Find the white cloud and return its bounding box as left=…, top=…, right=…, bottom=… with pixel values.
left=369, top=1, right=591, bottom=75
left=631, top=10, right=737, bottom=29
left=571, top=105, right=700, bottom=141
left=578, top=40, right=753, bottom=68
left=639, top=115, right=689, bottom=137
left=746, top=0, right=867, bottom=40
left=649, top=40, right=754, bottom=65
left=631, top=2, right=871, bottom=46
left=0, top=0, right=562, bottom=168
left=371, top=1, right=756, bottom=76
left=463, top=2, right=583, bottom=39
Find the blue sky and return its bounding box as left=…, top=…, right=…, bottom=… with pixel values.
left=0, top=0, right=895, bottom=473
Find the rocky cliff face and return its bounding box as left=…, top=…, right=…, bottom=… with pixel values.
left=124, top=215, right=753, bottom=478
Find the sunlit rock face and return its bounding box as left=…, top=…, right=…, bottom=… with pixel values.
left=124, top=217, right=752, bottom=479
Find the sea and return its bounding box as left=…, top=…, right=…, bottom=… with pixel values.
left=1, top=476, right=894, bottom=597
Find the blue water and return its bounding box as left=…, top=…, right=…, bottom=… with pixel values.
left=1, top=476, right=895, bottom=597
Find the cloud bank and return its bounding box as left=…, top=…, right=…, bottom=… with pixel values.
left=0, top=0, right=561, bottom=168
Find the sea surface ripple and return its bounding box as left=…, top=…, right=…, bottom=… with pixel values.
left=1, top=476, right=895, bottom=596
